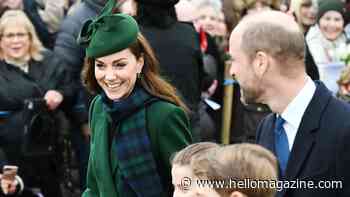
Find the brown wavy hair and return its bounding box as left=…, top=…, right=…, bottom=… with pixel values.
left=82, top=33, right=188, bottom=112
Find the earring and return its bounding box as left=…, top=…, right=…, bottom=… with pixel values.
left=137, top=72, right=142, bottom=79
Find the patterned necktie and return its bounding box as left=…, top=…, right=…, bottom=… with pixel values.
left=274, top=116, right=290, bottom=176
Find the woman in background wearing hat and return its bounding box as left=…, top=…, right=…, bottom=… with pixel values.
left=306, top=0, right=348, bottom=93
left=307, top=0, right=347, bottom=64
left=79, top=1, right=192, bottom=196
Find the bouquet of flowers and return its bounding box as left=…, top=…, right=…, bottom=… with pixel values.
left=340, top=44, right=350, bottom=65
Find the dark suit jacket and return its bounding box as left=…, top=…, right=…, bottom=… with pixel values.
left=256, top=82, right=350, bottom=197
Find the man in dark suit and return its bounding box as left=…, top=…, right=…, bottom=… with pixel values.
left=228, top=10, right=350, bottom=197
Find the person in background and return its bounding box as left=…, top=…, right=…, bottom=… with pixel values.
left=118, top=0, right=137, bottom=16
left=222, top=0, right=281, bottom=47
left=78, top=1, right=192, bottom=196
left=0, top=0, right=67, bottom=49
left=245, top=0, right=280, bottom=14
left=216, top=12, right=228, bottom=37
left=190, top=143, right=278, bottom=197
left=306, top=0, right=347, bottom=93
left=345, top=0, right=350, bottom=37
left=1, top=0, right=23, bottom=10
left=280, top=0, right=290, bottom=12
left=135, top=0, right=206, bottom=141
left=290, top=0, right=317, bottom=32
left=289, top=0, right=320, bottom=80
left=337, top=65, right=350, bottom=102
left=0, top=10, right=74, bottom=197
left=171, top=142, right=220, bottom=197
left=24, top=0, right=67, bottom=49
left=174, top=0, right=196, bottom=22
left=54, top=0, right=109, bottom=191
left=307, top=0, right=347, bottom=64
left=190, top=0, right=227, bottom=142
left=193, top=0, right=226, bottom=37
left=193, top=0, right=228, bottom=60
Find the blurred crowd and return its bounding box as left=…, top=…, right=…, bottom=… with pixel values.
left=0, top=0, right=349, bottom=196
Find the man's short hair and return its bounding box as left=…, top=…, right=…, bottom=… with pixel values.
left=240, top=21, right=305, bottom=67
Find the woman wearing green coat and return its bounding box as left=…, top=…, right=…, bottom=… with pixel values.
left=78, top=1, right=192, bottom=196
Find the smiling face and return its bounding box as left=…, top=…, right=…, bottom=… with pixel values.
left=94, top=48, right=144, bottom=101
left=319, top=10, right=344, bottom=41
left=299, top=0, right=317, bottom=26
left=194, top=6, right=219, bottom=35
left=0, top=23, right=30, bottom=62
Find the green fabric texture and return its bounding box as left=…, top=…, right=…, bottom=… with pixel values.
left=82, top=95, right=193, bottom=197
left=317, top=0, right=345, bottom=23
left=77, top=0, right=139, bottom=58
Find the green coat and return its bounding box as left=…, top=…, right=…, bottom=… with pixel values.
left=82, top=96, right=192, bottom=197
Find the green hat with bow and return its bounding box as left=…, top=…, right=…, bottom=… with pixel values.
left=77, top=0, right=139, bottom=58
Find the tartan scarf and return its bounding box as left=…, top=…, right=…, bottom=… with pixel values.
left=101, top=86, right=163, bottom=197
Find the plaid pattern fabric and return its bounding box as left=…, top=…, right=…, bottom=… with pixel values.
left=101, top=86, right=163, bottom=197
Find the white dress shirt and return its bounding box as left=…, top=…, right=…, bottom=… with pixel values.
left=279, top=77, right=316, bottom=151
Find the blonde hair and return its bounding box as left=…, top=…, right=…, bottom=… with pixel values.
left=171, top=142, right=220, bottom=166
left=191, top=143, right=278, bottom=197
left=290, top=0, right=313, bottom=32
left=0, top=10, right=44, bottom=61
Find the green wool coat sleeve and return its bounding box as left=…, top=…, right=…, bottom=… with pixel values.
left=82, top=96, right=100, bottom=197
left=147, top=101, right=193, bottom=195
left=82, top=156, right=99, bottom=197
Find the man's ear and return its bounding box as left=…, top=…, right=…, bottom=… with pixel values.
left=230, top=191, right=247, bottom=197
left=252, top=51, right=269, bottom=77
